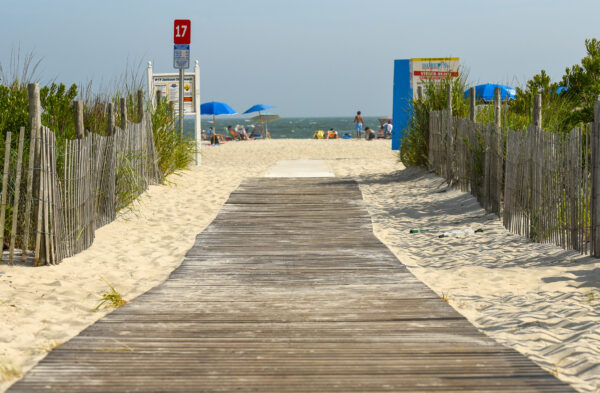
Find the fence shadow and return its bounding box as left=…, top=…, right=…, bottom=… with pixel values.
left=542, top=266, right=600, bottom=289
left=428, top=107, right=593, bottom=257
left=364, top=166, right=596, bottom=271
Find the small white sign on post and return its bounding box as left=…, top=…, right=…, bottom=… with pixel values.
left=147, top=61, right=202, bottom=166
left=173, top=44, right=190, bottom=69
left=153, top=74, right=195, bottom=114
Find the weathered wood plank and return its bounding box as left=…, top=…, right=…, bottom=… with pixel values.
left=9, top=178, right=575, bottom=392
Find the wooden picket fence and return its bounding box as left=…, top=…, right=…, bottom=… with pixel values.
left=0, top=96, right=160, bottom=266
left=428, top=103, right=595, bottom=255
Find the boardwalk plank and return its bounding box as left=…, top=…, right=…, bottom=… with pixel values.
left=8, top=177, right=575, bottom=392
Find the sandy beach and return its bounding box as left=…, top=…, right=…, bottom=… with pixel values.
left=1, top=139, right=599, bottom=392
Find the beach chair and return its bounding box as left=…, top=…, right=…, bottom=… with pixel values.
left=250, top=128, right=263, bottom=139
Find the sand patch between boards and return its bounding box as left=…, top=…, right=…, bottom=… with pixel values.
left=264, top=159, right=334, bottom=177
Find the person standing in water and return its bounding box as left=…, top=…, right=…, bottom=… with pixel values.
left=353, top=111, right=363, bottom=138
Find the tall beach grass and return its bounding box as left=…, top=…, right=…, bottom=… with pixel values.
left=0, top=52, right=195, bottom=247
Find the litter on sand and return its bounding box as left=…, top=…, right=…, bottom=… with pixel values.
left=438, top=228, right=484, bottom=238
left=409, top=228, right=484, bottom=238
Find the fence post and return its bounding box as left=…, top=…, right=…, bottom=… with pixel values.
left=156, top=90, right=162, bottom=107
left=9, top=127, right=25, bottom=264
left=137, top=90, right=144, bottom=123
left=494, top=87, right=503, bottom=215
left=74, top=100, right=85, bottom=139
left=0, top=132, right=12, bottom=259
left=28, top=83, right=46, bottom=266
left=533, top=94, right=542, bottom=129
left=447, top=85, right=453, bottom=117
left=445, top=85, right=454, bottom=182
left=417, top=86, right=423, bottom=101
left=120, top=98, right=127, bottom=129
left=494, top=87, right=501, bottom=129
left=169, top=101, right=175, bottom=120
left=107, top=102, right=115, bottom=136
left=28, top=83, right=41, bottom=177
left=469, top=87, right=476, bottom=122
left=593, top=99, right=600, bottom=256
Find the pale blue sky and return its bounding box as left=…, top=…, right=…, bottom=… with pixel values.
left=1, top=0, right=598, bottom=116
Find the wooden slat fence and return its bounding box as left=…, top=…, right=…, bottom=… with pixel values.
left=0, top=112, right=160, bottom=266
left=429, top=108, right=593, bottom=255
left=503, top=124, right=591, bottom=253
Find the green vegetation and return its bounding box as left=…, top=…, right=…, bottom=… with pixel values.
left=401, top=38, right=600, bottom=167
left=400, top=73, right=469, bottom=167
left=152, top=100, right=196, bottom=178
left=561, top=38, right=600, bottom=126
left=440, top=291, right=451, bottom=303
left=0, top=54, right=195, bottom=248
left=93, top=279, right=127, bottom=311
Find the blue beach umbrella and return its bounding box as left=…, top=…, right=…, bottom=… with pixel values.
left=464, top=84, right=516, bottom=101
left=243, top=104, right=275, bottom=138
left=200, top=101, right=237, bottom=133
left=243, top=104, right=275, bottom=114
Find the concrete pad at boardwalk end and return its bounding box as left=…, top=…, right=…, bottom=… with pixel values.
left=264, top=159, right=334, bottom=177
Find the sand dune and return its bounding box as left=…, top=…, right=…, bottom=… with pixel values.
left=0, top=139, right=598, bottom=392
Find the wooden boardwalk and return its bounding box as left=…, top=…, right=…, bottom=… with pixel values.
left=9, top=178, right=575, bottom=392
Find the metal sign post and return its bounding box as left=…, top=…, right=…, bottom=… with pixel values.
left=146, top=19, right=201, bottom=166
left=194, top=60, right=201, bottom=166
left=174, top=19, right=191, bottom=137
left=178, top=68, right=184, bottom=136
left=148, top=66, right=201, bottom=164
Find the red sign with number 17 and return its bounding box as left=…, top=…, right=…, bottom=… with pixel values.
left=174, top=20, right=191, bottom=44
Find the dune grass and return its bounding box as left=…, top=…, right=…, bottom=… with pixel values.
left=93, top=279, right=127, bottom=311
left=0, top=52, right=195, bottom=250
left=151, top=100, right=196, bottom=179
left=0, top=363, right=21, bottom=382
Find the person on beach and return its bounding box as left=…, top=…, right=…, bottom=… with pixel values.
left=365, top=127, right=376, bottom=140
left=313, top=129, right=324, bottom=139
left=236, top=125, right=249, bottom=140
left=208, top=127, right=225, bottom=144
left=228, top=125, right=240, bottom=140
left=384, top=120, right=393, bottom=138
left=377, top=125, right=386, bottom=139
left=353, top=111, right=363, bottom=138
left=326, top=128, right=338, bottom=139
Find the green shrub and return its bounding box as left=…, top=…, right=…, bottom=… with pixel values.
left=0, top=81, right=29, bottom=135
left=151, top=100, right=195, bottom=179
left=0, top=54, right=195, bottom=240
left=400, top=74, right=469, bottom=167
left=40, top=83, right=78, bottom=138
left=401, top=38, right=600, bottom=169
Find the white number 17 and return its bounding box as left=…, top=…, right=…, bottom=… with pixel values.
left=176, top=25, right=187, bottom=37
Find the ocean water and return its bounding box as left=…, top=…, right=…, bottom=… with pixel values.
left=183, top=116, right=385, bottom=139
